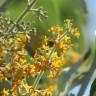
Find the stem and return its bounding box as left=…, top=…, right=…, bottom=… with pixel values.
left=7, top=0, right=37, bottom=33
left=33, top=32, right=68, bottom=89
left=33, top=71, right=44, bottom=88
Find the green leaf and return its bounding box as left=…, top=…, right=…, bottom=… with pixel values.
left=90, top=79, right=96, bottom=96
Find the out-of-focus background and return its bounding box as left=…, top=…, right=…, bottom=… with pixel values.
left=0, top=0, right=87, bottom=50
left=0, top=0, right=96, bottom=96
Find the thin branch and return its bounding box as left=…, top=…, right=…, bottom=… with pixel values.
left=6, top=0, right=37, bottom=33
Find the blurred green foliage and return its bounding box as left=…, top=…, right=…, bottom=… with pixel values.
left=0, top=0, right=86, bottom=29
left=0, top=0, right=87, bottom=52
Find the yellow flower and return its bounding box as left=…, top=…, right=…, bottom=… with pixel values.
left=0, top=57, right=3, bottom=63
left=20, top=50, right=27, bottom=57
left=44, top=84, right=57, bottom=96
left=12, top=46, right=19, bottom=51
left=20, top=58, right=27, bottom=65
left=56, top=42, right=67, bottom=53
left=64, top=35, right=71, bottom=42
left=0, top=47, right=3, bottom=54
left=64, top=19, right=73, bottom=28
left=47, top=84, right=57, bottom=93
left=18, top=34, right=27, bottom=47
left=35, top=64, right=42, bottom=72
left=0, top=46, right=7, bottom=55
left=51, top=59, right=63, bottom=68
left=25, top=64, right=35, bottom=76
left=21, top=83, right=32, bottom=91
left=0, top=71, right=4, bottom=82
left=48, top=25, right=63, bottom=34
left=74, top=31, right=80, bottom=37
left=71, top=28, right=80, bottom=37
left=14, top=55, right=20, bottom=62
left=48, top=68, right=61, bottom=79
left=12, top=85, right=17, bottom=96
left=12, top=67, right=21, bottom=76
left=18, top=34, right=27, bottom=43
left=2, top=88, right=9, bottom=96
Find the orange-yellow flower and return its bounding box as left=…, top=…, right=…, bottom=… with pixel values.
left=18, top=34, right=27, bottom=47
left=14, top=55, right=20, bottom=62
left=1, top=88, right=9, bottom=96
left=0, top=47, right=3, bottom=54
left=48, top=25, right=63, bottom=34
left=64, top=35, right=71, bottom=42
left=71, top=28, right=80, bottom=37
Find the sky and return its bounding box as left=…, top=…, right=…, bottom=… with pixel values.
left=85, top=0, right=96, bottom=45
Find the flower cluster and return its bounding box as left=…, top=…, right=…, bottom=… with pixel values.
left=0, top=17, right=80, bottom=96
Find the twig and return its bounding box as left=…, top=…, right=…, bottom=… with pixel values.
left=6, top=0, right=37, bottom=33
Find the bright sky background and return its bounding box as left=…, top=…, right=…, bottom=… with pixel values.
left=85, top=0, right=96, bottom=44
